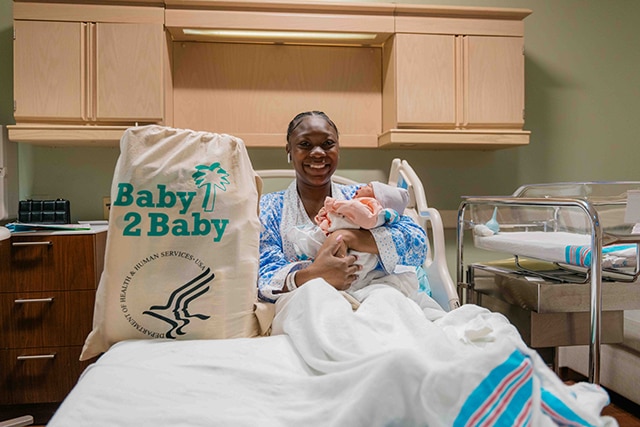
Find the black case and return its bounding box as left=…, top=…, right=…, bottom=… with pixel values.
left=18, top=199, right=71, bottom=224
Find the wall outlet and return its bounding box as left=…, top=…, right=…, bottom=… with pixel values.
left=103, top=197, right=111, bottom=220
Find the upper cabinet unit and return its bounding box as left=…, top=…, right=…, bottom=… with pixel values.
left=380, top=5, right=531, bottom=149
left=10, top=2, right=165, bottom=144
left=384, top=34, right=524, bottom=130
left=9, top=1, right=531, bottom=149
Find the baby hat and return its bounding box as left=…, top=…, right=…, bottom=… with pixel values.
left=371, top=181, right=409, bottom=214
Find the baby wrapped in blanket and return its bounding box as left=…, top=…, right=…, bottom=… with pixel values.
left=286, top=181, right=418, bottom=299
left=315, top=181, right=407, bottom=234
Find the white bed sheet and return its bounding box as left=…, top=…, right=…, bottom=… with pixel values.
left=475, top=231, right=637, bottom=269
left=49, top=280, right=616, bottom=427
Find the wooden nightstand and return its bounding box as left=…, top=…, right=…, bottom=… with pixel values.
left=0, top=228, right=106, bottom=424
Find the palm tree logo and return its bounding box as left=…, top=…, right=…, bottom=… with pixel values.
left=192, top=162, right=230, bottom=212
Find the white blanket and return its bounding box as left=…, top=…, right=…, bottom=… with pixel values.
left=49, top=280, right=616, bottom=427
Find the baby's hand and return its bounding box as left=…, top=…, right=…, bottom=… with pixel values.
left=326, top=232, right=349, bottom=257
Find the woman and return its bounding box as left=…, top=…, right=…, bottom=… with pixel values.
left=258, top=111, right=427, bottom=302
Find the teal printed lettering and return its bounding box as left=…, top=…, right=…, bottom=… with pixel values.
left=123, top=212, right=142, bottom=236
left=113, top=180, right=230, bottom=242
left=114, top=183, right=134, bottom=206
left=113, top=183, right=196, bottom=214
left=141, top=212, right=229, bottom=241
left=156, top=186, right=195, bottom=214
left=148, top=212, right=169, bottom=236
left=191, top=212, right=210, bottom=236
left=171, top=218, right=191, bottom=236
left=212, top=219, right=229, bottom=243
left=156, top=185, right=176, bottom=209
left=136, top=189, right=155, bottom=208
left=177, top=192, right=195, bottom=215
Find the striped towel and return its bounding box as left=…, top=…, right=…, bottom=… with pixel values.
left=565, top=244, right=637, bottom=268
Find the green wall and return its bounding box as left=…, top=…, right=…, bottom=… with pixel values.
left=2, top=0, right=639, bottom=224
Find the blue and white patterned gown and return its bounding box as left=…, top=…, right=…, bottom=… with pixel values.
left=258, top=180, right=427, bottom=302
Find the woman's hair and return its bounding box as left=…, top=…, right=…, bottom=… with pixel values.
left=286, top=111, right=339, bottom=143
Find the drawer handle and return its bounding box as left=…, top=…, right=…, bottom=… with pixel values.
left=17, top=354, right=56, bottom=361
left=14, top=297, right=55, bottom=304
left=12, top=241, right=53, bottom=247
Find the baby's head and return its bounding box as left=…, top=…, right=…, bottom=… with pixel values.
left=356, top=181, right=409, bottom=214
left=354, top=183, right=375, bottom=199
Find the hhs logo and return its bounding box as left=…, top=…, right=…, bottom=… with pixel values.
left=143, top=267, right=215, bottom=339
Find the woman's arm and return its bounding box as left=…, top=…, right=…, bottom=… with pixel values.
left=258, top=193, right=308, bottom=302
left=335, top=183, right=427, bottom=270
left=258, top=192, right=362, bottom=299
left=337, top=214, right=427, bottom=274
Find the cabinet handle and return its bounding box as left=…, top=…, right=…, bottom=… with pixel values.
left=12, top=241, right=53, bottom=247
left=17, top=354, right=56, bottom=361
left=14, top=297, right=55, bottom=304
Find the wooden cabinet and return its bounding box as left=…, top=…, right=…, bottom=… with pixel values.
left=380, top=5, right=531, bottom=149
left=13, top=20, right=84, bottom=122
left=0, top=231, right=106, bottom=410
left=9, top=1, right=165, bottom=144
left=384, top=34, right=524, bottom=130
left=14, top=20, right=163, bottom=123
left=463, top=36, right=525, bottom=129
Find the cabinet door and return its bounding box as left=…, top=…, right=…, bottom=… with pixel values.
left=13, top=20, right=84, bottom=121
left=95, top=22, right=163, bottom=121
left=13, top=20, right=163, bottom=124
left=464, top=36, right=525, bottom=128
left=394, top=33, right=456, bottom=128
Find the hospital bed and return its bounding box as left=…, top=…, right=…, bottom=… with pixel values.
left=45, top=127, right=613, bottom=426
left=457, top=182, right=640, bottom=385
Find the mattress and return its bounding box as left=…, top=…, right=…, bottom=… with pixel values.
left=474, top=231, right=638, bottom=270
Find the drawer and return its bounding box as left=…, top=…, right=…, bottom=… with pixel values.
left=0, top=346, right=93, bottom=405
left=0, top=238, right=9, bottom=289
left=7, top=234, right=104, bottom=292
left=0, top=290, right=95, bottom=349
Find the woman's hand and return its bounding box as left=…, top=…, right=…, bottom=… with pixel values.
left=296, top=234, right=362, bottom=290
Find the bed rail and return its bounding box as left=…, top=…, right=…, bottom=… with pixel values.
left=388, top=159, right=460, bottom=311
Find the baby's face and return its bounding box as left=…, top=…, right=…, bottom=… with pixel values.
left=355, top=183, right=374, bottom=198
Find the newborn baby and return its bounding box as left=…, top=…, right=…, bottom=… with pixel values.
left=315, top=181, right=409, bottom=234
left=286, top=181, right=415, bottom=298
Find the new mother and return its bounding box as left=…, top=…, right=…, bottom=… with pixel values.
left=257, top=111, right=428, bottom=302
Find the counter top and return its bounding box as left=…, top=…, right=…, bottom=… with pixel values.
left=7, top=223, right=108, bottom=236
left=0, top=226, right=10, bottom=241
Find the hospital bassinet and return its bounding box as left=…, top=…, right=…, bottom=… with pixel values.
left=457, top=181, right=640, bottom=384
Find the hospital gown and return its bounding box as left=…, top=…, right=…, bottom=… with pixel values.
left=258, top=180, right=427, bottom=302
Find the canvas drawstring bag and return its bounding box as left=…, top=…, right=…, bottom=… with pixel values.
left=81, top=125, right=261, bottom=360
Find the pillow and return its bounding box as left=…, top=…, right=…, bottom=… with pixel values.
left=81, top=125, right=261, bottom=360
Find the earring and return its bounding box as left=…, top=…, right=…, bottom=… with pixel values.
left=287, top=153, right=292, bottom=163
